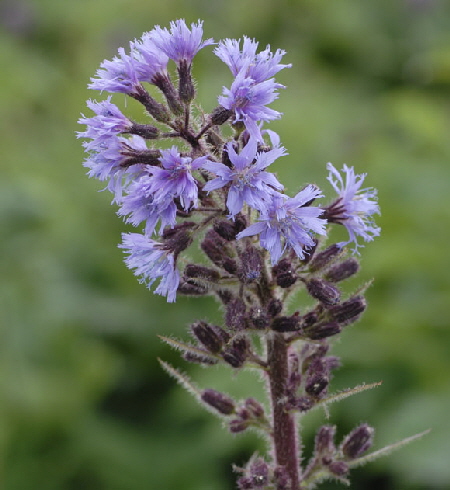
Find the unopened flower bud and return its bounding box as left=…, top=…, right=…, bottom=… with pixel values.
left=272, top=315, right=301, bottom=332
left=249, top=307, right=269, bottom=330
left=178, top=59, right=195, bottom=103
left=303, top=321, right=341, bottom=340
left=267, top=298, right=283, bottom=317
left=213, top=220, right=238, bottom=241
left=248, top=458, right=269, bottom=487
left=191, top=321, right=223, bottom=354
left=325, top=257, right=360, bottom=283
left=273, top=258, right=297, bottom=288
left=306, top=278, right=341, bottom=306
left=225, top=298, right=247, bottom=331
left=315, top=425, right=336, bottom=455
left=238, top=246, right=263, bottom=284
left=309, top=244, right=343, bottom=272
left=244, top=398, right=265, bottom=419
left=177, top=279, right=208, bottom=296
left=222, top=336, right=249, bottom=368
left=210, top=105, right=233, bottom=126
left=201, top=229, right=236, bottom=272
left=293, top=396, right=314, bottom=412
left=201, top=388, right=235, bottom=415
left=329, top=461, right=349, bottom=477
left=184, top=264, right=220, bottom=282
left=130, top=122, right=159, bottom=139
left=342, top=423, right=374, bottom=459
left=305, top=373, right=329, bottom=397
left=329, top=296, right=366, bottom=325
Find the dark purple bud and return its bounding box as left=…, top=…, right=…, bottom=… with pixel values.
left=201, top=388, right=235, bottom=415
left=315, top=425, right=336, bottom=455
left=191, top=321, right=223, bottom=354
left=303, top=321, right=341, bottom=340
left=306, top=278, right=341, bottom=306
left=201, top=229, right=234, bottom=270
left=162, top=221, right=196, bottom=239
left=223, top=257, right=238, bottom=275
left=293, top=396, right=315, bottom=412
left=177, top=59, right=195, bottom=103
left=244, top=398, right=265, bottom=419
left=184, top=264, right=220, bottom=282
left=177, top=279, right=208, bottom=296
left=151, top=72, right=184, bottom=115
left=325, top=257, right=360, bottom=283
left=222, top=336, right=249, bottom=368
left=342, top=424, right=374, bottom=459
left=305, top=373, right=329, bottom=397
left=329, top=296, right=367, bottom=325
left=248, top=458, right=269, bottom=487
left=249, top=307, right=269, bottom=330
left=309, top=244, right=343, bottom=272
left=237, top=476, right=253, bottom=489
left=267, top=298, right=283, bottom=317
left=216, top=289, right=234, bottom=305
left=273, top=258, right=297, bottom=288
left=229, top=418, right=248, bottom=433
left=182, top=352, right=218, bottom=365
left=210, top=105, right=233, bottom=126
left=225, top=298, right=247, bottom=331
left=329, top=461, right=349, bottom=477
left=271, top=315, right=301, bottom=332
left=238, top=246, right=263, bottom=284
left=131, top=85, right=171, bottom=123
left=213, top=220, right=237, bottom=241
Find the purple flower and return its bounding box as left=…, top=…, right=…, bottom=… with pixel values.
left=237, top=186, right=327, bottom=263
left=150, top=19, right=214, bottom=65
left=202, top=137, right=285, bottom=216
left=218, top=69, right=284, bottom=141
left=89, top=48, right=141, bottom=96
left=215, top=36, right=291, bottom=83
left=81, top=134, right=147, bottom=202
left=150, top=147, right=207, bottom=211
left=77, top=97, right=132, bottom=144
left=130, top=32, right=170, bottom=83
left=118, top=173, right=177, bottom=236
left=120, top=233, right=180, bottom=302
left=325, top=163, right=380, bottom=251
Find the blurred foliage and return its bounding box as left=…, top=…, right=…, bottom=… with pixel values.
left=1, top=0, right=450, bottom=489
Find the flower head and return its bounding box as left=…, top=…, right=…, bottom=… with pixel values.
left=202, top=137, right=285, bottom=216
left=237, top=186, right=327, bottom=263
left=215, top=36, right=291, bottom=83
left=120, top=233, right=180, bottom=302
left=325, top=163, right=380, bottom=251
left=150, top=19, right=214, bottom=65
left=89, top=48, right=141, bottom=96
left=130, top=33, right=170, bottom=83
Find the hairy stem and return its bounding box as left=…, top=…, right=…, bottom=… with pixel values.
left=267, top=331, right=300, bottom=490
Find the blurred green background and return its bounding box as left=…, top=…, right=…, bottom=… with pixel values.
left=1, top=0, right=449, bottom=489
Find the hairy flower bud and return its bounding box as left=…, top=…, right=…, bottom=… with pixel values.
left=177, top=279, right=208, bottom=295
left=342, top=424, right=374, bottom=459
left=309, top=244, right=343, bottom=272
left=315, top=425, right=336, bottom=456
left=184, top=264, right=221, bottom=282
left=272, top=315, right=301, bottom=332
left=225, top=298, right=247, bottom=331
left=210, top=105, right=233, bottom=126
left=191, top=321, right=224, bottom=354
left=329, top=296, right=367, bottom=325
left=273, top=258, right=297, bottom=288
left=267, top=298, right=283, bottom=317
left=201, top=229, right=237, bottom=273
left=303, top=321, right=341, bottom=340
left=222, top=336, right=249, bottom=368
left=238, top=246, right=263, bottom=284
left=325, top=257, right=360, bottom=283
left=306, top=278, right=341, bottom=306
left=329, top=461, right=349, bottom=477
left=305, top=373, right=329, bottom=397
left=201, top=388, right=235, bottom=415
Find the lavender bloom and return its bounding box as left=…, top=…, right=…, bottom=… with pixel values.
left=130, top=32, right=170, bottom=83
left=325, top=163, right=380, bottom=251
left=215, top=36, right=291, bottom=83
left=82, top=134, right=147, bottom=202
left=218, top=69, right=285, bottom=141
left=77, top=97, right=132, bottom=144
left=89, top=48, right=141, bottom=96
left=150, top=147, right=207, bottom=210
left=118, top=173, right=177, bottom=236
left=120, top=233, right=180, bottom=302
left=150, top=19, right=214, bottom=65
left=237, top=186, right=327, bottom=263
left=203, top=137, right=285, bottom=216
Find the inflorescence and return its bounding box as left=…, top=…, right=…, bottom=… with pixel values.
left=77, top=19, right=418, bottom=490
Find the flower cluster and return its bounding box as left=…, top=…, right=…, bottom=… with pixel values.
left=78, top=19, right=380, bottom=303
left=77, top=20, right=418, bottom=490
